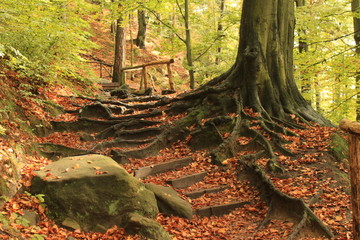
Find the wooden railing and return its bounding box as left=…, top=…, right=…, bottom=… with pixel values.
left=121, top=59, right=175, bottom=90
left=88, top=56, right=175, bottom=91
left=339, top=119, right=360, bottom=239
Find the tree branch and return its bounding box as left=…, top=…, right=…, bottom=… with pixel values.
left=303, top=46, right=356, bottom=69
left=175, top=0, right=185, bottom=20
left=327, top=92, right=359, bottom=113
left=193, top=34, right=226, bottom=62
left=307, top=30, right=360, bottom=46
left=144, top=7, right=186, bottom=43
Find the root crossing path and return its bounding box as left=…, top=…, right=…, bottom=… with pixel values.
left=36, top=91, right=350, bottom=239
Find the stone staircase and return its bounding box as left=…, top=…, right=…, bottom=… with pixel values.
left=39, top=93, right=250, bottom=220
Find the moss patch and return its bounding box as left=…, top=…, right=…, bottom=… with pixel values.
left=330, top=133, right=348, bottom=164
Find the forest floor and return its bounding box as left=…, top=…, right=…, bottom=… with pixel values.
left=0, top=14, right=354, bottom=240
left=0, top=85, right=353, bottom=239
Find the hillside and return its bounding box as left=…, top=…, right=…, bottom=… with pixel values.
left=0, top=4, right=355, bottom=240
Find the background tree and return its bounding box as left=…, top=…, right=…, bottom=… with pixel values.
left=352, top=0, right=360, bottom=121
left=215, top=0, right=226, bottom=65
left=112, top=15, right=126, bottom=84
left=294, top=0, right=359, bottom=123
left=136, top=10, right=148, bottom=49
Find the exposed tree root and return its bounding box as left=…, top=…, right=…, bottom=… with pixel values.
left=50, top=80, right=334, bottom=239
left=241, top=160, right=333, bottom=239
left=111, top=138, right=166, bottom=160
left=113, top=127, right=163, bottom=140
left=109, top=109, right=162, bottom=120
left=38, top=143, right=95, bottom=160
left=91, top=139, right=155, bottom=151
left=51, top=118, right=125, bottom=134
left=95, top=120, right=162, bottom=139
left=158, top=85, right=335, bottom=239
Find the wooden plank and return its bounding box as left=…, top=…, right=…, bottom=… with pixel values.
left=121, top=59, right=174, bottom=71
left=194, top=201, right=249, bottom=217
left=134, top=157, right=193, bottom=178
left=99, top=82, right=120, bottom=91
left=166, top=172, right=207, bottom=189
left=185, top=185, right=228, bottom=199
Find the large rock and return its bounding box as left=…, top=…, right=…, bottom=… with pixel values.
left=79, top=102, right=112, bottom=119
left=31, top=154, right=161, bottom=236
left=145, top=183, right=193, bottom=220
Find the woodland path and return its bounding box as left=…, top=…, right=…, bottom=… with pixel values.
left=35, top=91, right=351, bottom=239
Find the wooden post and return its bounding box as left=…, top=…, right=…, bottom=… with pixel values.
left=100, top=63, right=103, bottom=78
left=142, top=66, right=148, bottom=89
left=167, top=63, right=175, bottom=91
left=339, top=119, right=360, bottom=239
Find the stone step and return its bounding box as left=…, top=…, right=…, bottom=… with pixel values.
left=100, top=82, right=119, bottom=91
left=185, top=185, right=228, bottom=199
left=194, top=201, right=250, bottom=217
left=135, top=157, right=193, bottom=178
left=166, top=171, right=208, bottom=189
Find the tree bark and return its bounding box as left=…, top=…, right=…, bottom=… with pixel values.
left=184, top=0, right=195, bottom=89
left=136, top=10, right=147, bottom=49
left=296, top=0, right=311, bottom=102
left=352, top=0, right=360, bottom=121
left=215, top=0, right=225, bottom=65
left=339, top=119, right=360, bottom=239
left=112, top=17, right=126, bottom=84
left=226, top=0, right=326, bottom=124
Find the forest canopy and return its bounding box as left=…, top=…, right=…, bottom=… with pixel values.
left=0, top=0, right=359, bottom=123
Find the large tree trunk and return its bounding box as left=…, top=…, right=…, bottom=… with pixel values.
left=112, top=17, right=126, bottom=84
left=136, top=10, right=147, bottom=49
left=226, top=0, right=327, bottom=124
left=352, top=0, right=360, bottom=121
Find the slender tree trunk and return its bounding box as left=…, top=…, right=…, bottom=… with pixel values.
left=315, top=80, right=322, bottom=112
left=129, top=14, right=134, bottom=81
left=215, top=0, right=225, bottom=65
left=352, top=0, right=360, bottom=121
left=112, top=17, right=126, bottom=84
left=184, top=0, right=195, bottom=89
left=136, top=10, right=147, bottom=49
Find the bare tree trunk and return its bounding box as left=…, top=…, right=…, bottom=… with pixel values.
left=215, top=0, right=225, bottom=65
left=352, top=0, right=360, bottom=121
left=296, top=0, right=311, bottom=102
left=112, top=17, right=126, bottom=85
left=136, top=10, right=147, bottom=49
left=184, top=0, right=195, bottom=89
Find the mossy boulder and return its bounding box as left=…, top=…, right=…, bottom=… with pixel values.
left=79, top=102, right=112, bottom=119
left=30, top=154, right=161, bottom=236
